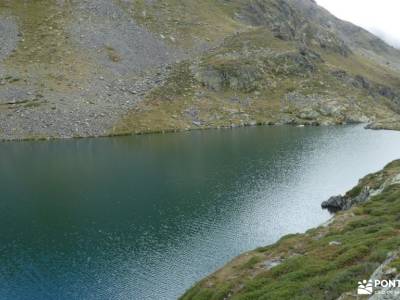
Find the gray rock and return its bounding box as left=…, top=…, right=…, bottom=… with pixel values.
left=0, top=16, right=19, bottom=61
left=192, top=121, right=202, bottom=127
left=194, top=64, right=262, bottom=93
left=322, top=186, right=372, bottom=212
left=297, top=109, right=320, bottom=120
left=321, top=195, right=347, bottom=212
left=0, top=87, right=37, bottom=105
left=368, top=252, right=400, bottom=300
left=262, top=258, right=283, bottom=270
left=68, top=0, right=183, bottom=76
left=329, top=241, right=342, bottom=246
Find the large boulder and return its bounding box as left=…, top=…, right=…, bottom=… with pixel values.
left=321, top=195, right=347, bottom=212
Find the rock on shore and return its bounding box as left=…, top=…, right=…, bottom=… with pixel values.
left=181, top=160, right=400, bottom=299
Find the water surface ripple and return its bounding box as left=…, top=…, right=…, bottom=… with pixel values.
left=0, top=125, right=399, bottom=299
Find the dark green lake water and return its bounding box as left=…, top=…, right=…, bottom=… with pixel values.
left=1, top=125, right=400, bottom=300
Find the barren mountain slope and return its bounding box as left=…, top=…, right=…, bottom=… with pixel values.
left=1, top=0, right=400, bottom=140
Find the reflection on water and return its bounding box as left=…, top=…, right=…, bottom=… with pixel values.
left=0, top=125, right=399, bottom=299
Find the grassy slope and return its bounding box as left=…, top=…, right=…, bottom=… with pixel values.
left=2, top=0, right=90, bottom=92
left=127, top=0, right=244, bottom=48
left=2, top=0, right=400, bottom=138
left=111, top=0, right=400, bottom=136
left=113, top=47, right=395, bottom=133
left=181, top=160, right=400, bottom=300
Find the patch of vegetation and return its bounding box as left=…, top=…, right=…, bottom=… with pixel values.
left=112, top=61, right=197, bottom=134
left=4, top=0, right=69, bottom=64
left=123, top=0, right=243, bottom=48
left=1, top=0, right=91, bottom=93
left=23, top=100, right=43, bottom=108
left=239, top=256, right=263, bottom=270
left=321, top=51, right=400, bottom=89
left=181, top=161, right=400, bottom=300
left=210, top=28, right=296, bottom=54
left=105, top=46, right=121, bottom=63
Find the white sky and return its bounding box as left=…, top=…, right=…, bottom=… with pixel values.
left=316, top=0, right=400, bottom=48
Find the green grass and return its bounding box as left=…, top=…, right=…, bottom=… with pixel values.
left=3, top=0, right=68, bottom=64
left=112, top=61, right=197, bottom=134
left=1, top=0, right=91, bottom=93
left=125, top=0, right=244, bottom=48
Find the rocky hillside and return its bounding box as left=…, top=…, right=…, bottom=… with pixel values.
left=1, top=0, right=400, bottom=140
left=181, top=160, right=400, bottom=300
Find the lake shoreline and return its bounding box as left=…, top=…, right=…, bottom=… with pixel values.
left=0, top=120, right=378, bottom=143
left=181, top=156, right=400, bottom=299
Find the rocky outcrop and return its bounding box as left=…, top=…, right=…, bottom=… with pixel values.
left=193, top=46, right=322, bottom=93
left=282, top=92, right=371, bottom=125
left=330, top=71, right=400, bottom=113
left=321, top=187, right=371, bottom=212
left=321, top=195, right=348, bottom=212
left=368, top=251, right=400, bottom=300
left=366, top=119, right=400, bottom=131
left=193, top=62, right=264, bottom=93
left=322, top=161, right=400, bottom=212
left=239, top=0, right=352, bottom=56
left=337, top=251, right=400, bottom=300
